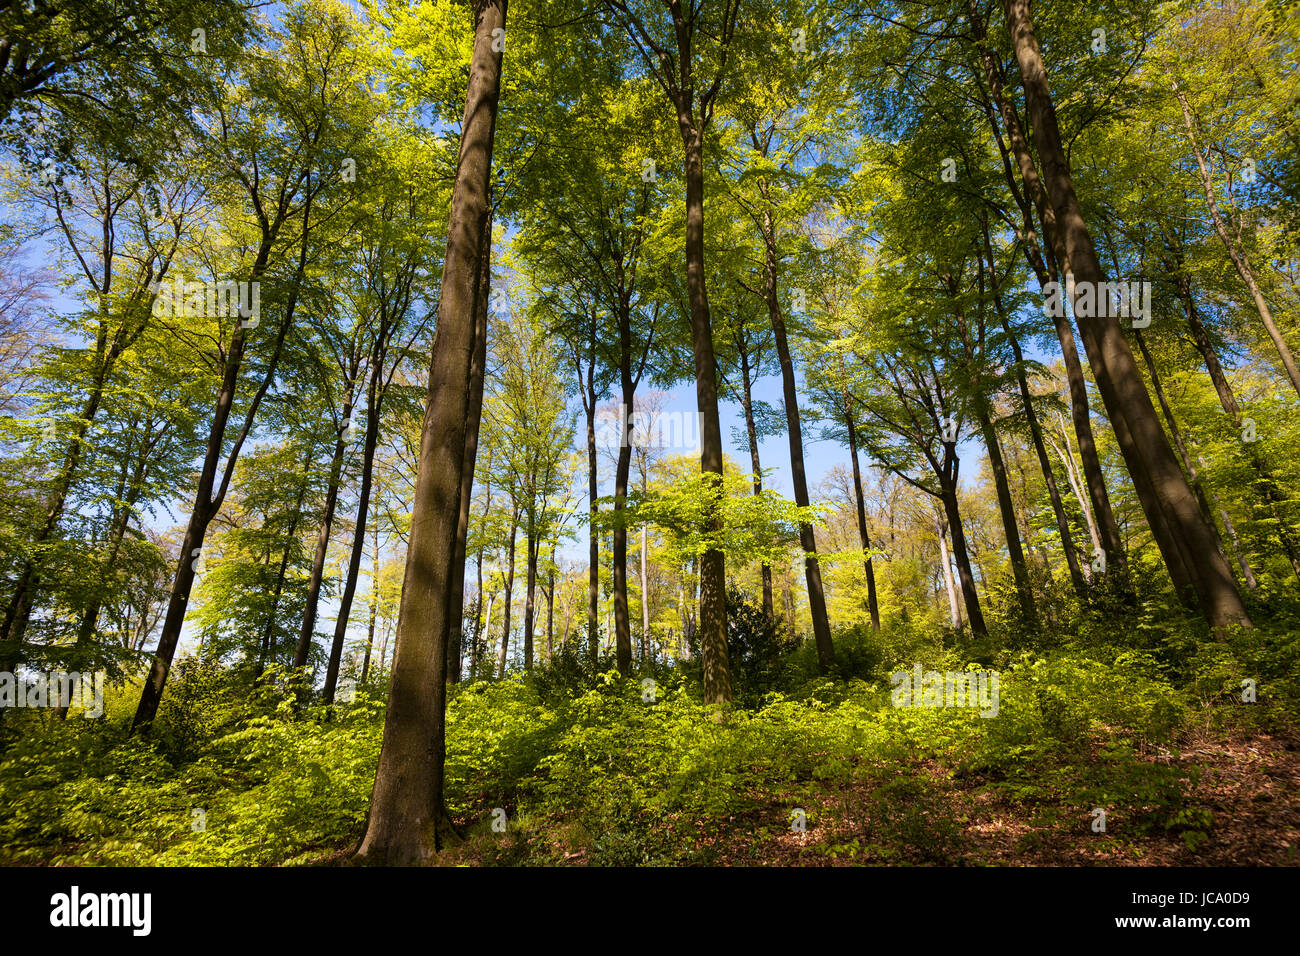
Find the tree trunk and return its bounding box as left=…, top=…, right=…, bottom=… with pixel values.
left=969, top=0, right=1127, bottom=577
left=1171, top=79, right=1300, bottom=399
left=1134, top=329, right=1232, bottom=570
left=1173, top=260, right=1300, bottom=586
left=446, top=212, right=492, bottom=685
left=975, top=399, right=1036, bottom=623
left=524, top=521, right=537, bottom=671
left=546, top=565, right=555, bottom=661
left=612, top=350, right=635, bottom=675
left=324, top=348, right=389, bottom=702
left=133, top=215, right=305, bottom=732
left=941, top=483, right=987, bottom=637
left=499, top=507, right=517, bottom=679
left=759, top=193, right=833, bottom=671
left=583, top=332, right=600, bottom=668
left=844, top=391, right=881, bottom=630
left=1004, top=0, right=1250, bottom=630
left=937, top=517, right=962, bottom=628
left=296, top=375, right=359, bottom=674
left=640, top=518, right=651, bottom=660
left=360, top=522, right=381, bottom=685
left=675, top=106, right=730, bottom=704
left=736, top=330, right=775, bottom=618
left=354, top=0, right=506, bottom=865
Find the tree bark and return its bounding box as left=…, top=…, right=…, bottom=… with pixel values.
left=1004, top=0, right=1250, bottom=630
left=1171, top=79, right=1300, bottom=399
left=677, top=109, right=731, bottom=704
left=844, top=390, right=881, bottom=630
left=498, top=505, right=517, bottom=679
left=133, top=200, right=308, bottom=732
left=969, top=0, right=1127, bottom=577
left=735, top=328, right=775, bottom=618
left=294, top=372, right=359, bottom=673
left=447, top=211, right=492, bottom=685
left=940, top=482, right=987, bottom=637
left=974, top=400, right=1036, bottom=623
left=759, top=193, right=833, bottom=670
left=354, top=0, right=506, bottom=865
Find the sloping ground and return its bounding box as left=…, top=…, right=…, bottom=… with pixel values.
left=440, top=723, right=1300, bottom=867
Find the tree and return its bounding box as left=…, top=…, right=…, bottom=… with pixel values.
left=355, top=0, right=506, bottom=864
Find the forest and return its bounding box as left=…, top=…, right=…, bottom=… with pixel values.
left=0, top=0, right=1297, bottom=869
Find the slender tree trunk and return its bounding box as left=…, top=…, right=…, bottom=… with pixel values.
left=1174, top=263, right=1300, bottom=586
left=583, top=334, right=600, bottom=668
left=844, top=392, right=880, bottom=630
left=736, top=332, right=775, bottom=618
left=759, top=194, right=833, bottom=671
left=981, top=213, right=1088, bottom=596
left=640, top=518, right=651, bottom=660
left=975, top=400, right=1036, bottom=623
left=254, top=448, right=314, bottom=680
left=941, top=483, right=987, bottom=637
left=1171, top=79, right=1300, bottom=399
left=524, top=522, right=537, bottom=671
left=133, top=216, right=305, bottom=732
left=612, top=355, right=635, bottom=675
left=354, top=0, right=506, bottom=865
left=546, top=565, right=555, bottom=662
left=499, top=508, right=517, bottom=679
left=1004, top=0, right=1250, bottom=630
left=360, top=522, right=381, bottom=685
left=295, top=366, right=359, bottom=674
left=937, top=519, right=962, bottom=628
left=325, top=358, right=389, bottom=702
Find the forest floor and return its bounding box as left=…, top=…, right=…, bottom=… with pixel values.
left=430, top=722, right=1300, bottom=867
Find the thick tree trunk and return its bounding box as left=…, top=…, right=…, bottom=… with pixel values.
left=676, top=110, right=730, bottom=704
left=447, top=213, right=492, bottom=685
left=1004, top=0, right=1250, bottom=630
left=970, top=1, right=1128, bottom=577
left=1134, top=330, right=1231, bottom=567
left=354, top=0, right=506, bottom=865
